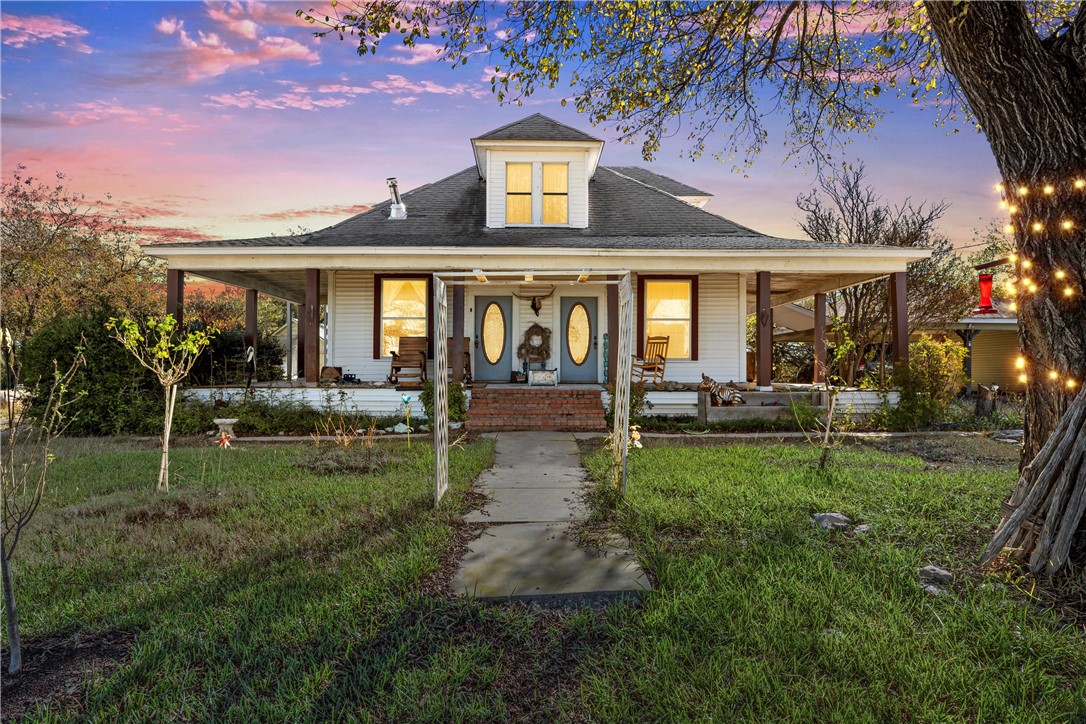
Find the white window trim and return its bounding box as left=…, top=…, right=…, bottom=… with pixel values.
left=505, top=161, right=569, bottom=227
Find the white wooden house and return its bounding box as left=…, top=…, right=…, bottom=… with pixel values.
left=146, top=115, right=928, bottom=426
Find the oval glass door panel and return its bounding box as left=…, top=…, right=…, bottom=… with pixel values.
left=566, top=303, right=591, bottom=366
left=482, top=302, right=506, bottom=365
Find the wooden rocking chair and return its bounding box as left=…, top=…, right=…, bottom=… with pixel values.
left=388, top=336, right=428, bottom=387
left=632, top=335, right=669, bottom=384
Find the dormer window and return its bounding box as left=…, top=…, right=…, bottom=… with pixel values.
left=505, top=162, right=568, bottom=226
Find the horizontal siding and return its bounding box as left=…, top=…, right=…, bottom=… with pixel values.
left=330, top=271, right=388, bottom=382
left=184, top=387, right=426, bottom=418
left=971, top=330, right=1024, bottom=392
left=486, top=151, right=589, bottom=228
left=633, top=272, right=744, bottom=384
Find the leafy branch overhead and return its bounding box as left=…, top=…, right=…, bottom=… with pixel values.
left=301, top=1, right=1075, bottom=168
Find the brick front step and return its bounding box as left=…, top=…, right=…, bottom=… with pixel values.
left=466, top=387, right=607, bottom=432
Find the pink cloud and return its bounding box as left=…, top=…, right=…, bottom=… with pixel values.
left=1, top=13, right=92, bottom=53
left=370, top=74, right=488, bottom=99
left=242, top=203, right=371, bottom=222
left=316, top=83, right=372, bottom=95
left=205, top=90, right=348, bottom=111
left=155, top=12, right=319, bottom=81
left=54, top=101, right=164, bottom=126
left=206, top=1, right=261, bottom=39
left=392, top=96, right=418, bottom=106
left=388, top=43, right=444, bottom=65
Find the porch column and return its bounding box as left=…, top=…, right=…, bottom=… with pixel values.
left=889, top=272, right=908, bottom=366
left=607, top=278, right=619, bottom=385
left=166, top=268, right=184, bottom=326
left=296, top=308, right=306, bottom=380
left=756, top=271, right=772, bottom=390
left=244, top=288, right=258, bottom=362
left=304, top=268, right=320, bottom=383
left=813, top=292, right=827, bottom=385
left=451, top=278, right=465, bottom=383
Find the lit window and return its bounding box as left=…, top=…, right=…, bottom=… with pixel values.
left=542, top=163, right=568, bottom=224
left=506, top=163, right=532, bottom=224
left=504, top=162, right=569, bottom=225
left=644, top=279, right=692, bottom=359
left=381, top=278, right=428, bottom=357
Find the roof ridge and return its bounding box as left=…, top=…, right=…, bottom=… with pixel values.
left=472, top=113, right=602, bottom=142
left=600, top=167, right=765, bottom=237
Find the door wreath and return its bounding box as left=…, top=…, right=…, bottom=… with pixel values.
left=517, top=323, right=552, bottom=367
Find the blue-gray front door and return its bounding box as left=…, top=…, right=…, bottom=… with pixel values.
left=560, top=297, right=598, bottom=383
left=474, top=296, right=513, bottom=381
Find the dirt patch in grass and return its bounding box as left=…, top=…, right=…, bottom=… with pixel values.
left=854, top=434, right=1019, bottom=468
left=0, top=629, right=134, bottom=722
left=123, top=497, right=218, bottom=526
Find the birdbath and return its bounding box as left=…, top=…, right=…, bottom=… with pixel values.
left=213, top=418, right=239, bottom=438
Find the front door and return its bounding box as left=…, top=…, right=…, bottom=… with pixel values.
left=560, top=297, right=598, bottom=383
left=474, top=296, right=513, bottom=381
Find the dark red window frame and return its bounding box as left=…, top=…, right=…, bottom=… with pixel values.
left=373, top=273, right=434, bottom=359
left=636, top=274, right=698, bottom=361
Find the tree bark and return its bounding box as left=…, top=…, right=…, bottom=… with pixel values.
left=927, top=1, right=1086, bottom=566
left=158, top=384, right=177, bottom=493
left=1, top=552, right=21, bottom=673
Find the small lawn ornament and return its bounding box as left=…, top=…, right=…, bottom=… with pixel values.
left=699, top=374, right=746, bottom=406
left=401, top=393, right=413, bottom=448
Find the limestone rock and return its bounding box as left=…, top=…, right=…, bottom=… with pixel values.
left=919, top=565, right=953, bottom=585
left=812, top=512, right=851, bottom=531
left=922, top=584, right=947, bottom=597
left=853, top=524, right=871, bottom=535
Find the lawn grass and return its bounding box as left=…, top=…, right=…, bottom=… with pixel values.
left=5, top=435, right=1085, bottom=721
left=580, top=439, right=1086, bottom=721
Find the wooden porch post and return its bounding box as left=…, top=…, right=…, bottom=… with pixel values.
left=607, top=277, right=619, bottom=385
left=756, top=271, right=772, bottom=390
left=889, top=272, right=908, bottom=366
left=813, top=292, right=827, bottom=385
left=304, top=268, right=320, bottom=383
left=451, top=279, right=465, bottom=383
left=296, top=309, right=306, bottom=380
left=244, top=289, right=258, bottom=360
left=166, top=268, right=185, bottom=326
left=955, top=328, right=979, bottom=394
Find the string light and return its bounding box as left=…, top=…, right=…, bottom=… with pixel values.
left=1013, top=355, right=1081, bottom=390
left=1076, top=179, right=1085, bottom=189
left=1062, top=220, right=1074, bottom=230
left=1069, top=379, right=1079, bottom=389
left=1008, top=205, right=1018, bottom=214
left=1018, top=186, right=1029, bottom=196
left=1065, top=287, right=1075, bottom=297
left=1016, top=356, right=1026, bottom=369
left=1022, top=260, right=1032, bottom=269
left=1049, top=370, right=1060, bottom=380
left=1031, top=221, right=1044, bottom=232
left=1003, top=223, right=1014, bottom=233
left=1043, top=184, right=1055, bottom=195
left=1056, top=270, right=1066, bottom=279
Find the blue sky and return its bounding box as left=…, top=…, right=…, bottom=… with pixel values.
left=1, top=1, right=1001, bottom=245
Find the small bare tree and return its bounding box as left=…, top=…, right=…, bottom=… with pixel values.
left=2, top=350, right=84, bottom=674
left=107, top=315, right=215, bottom=492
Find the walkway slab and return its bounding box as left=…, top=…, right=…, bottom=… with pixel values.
left=454, top=431, right=650, bottom=602
left=451, top=522, right=648, bottom=599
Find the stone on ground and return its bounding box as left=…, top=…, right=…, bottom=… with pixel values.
left=919, top=565, right=954, bottom=585
left=812, top=512, right=851, bottom=531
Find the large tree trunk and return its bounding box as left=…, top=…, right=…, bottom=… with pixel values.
left=2, top=552, right=22, bottom=673
left=926, top=1, right=1086, bottom=569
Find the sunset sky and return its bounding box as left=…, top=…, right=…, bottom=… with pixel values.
left=2, top=1, right=1001, bottom=246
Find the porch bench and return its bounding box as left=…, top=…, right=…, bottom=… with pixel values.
left=389, top=336, right=428, bottom=387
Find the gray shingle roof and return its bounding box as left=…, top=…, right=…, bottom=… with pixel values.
left=473, top=113, right=603, bottom=143
left=151, top=165, right=846, bottom=251
left=608, top=167, right=712, bottom=198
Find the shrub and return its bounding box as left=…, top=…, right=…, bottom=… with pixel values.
left=607, top=380, right=647, bottom=420
left=419, top=380, right=468, bottom=422
left=888, top=335, right=968, bottom=430
left=20, top=306, right=163, bottom=435
left=189, top=328, right=284, bottom=386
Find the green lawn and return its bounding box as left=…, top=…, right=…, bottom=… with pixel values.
left=4, top=435, right=1085, bottom=721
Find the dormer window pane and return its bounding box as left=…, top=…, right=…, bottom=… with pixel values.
left=542, top=163, right=568, bottom=224
left=506, top=163, right=532, bottom=224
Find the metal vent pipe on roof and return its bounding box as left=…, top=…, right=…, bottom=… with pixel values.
left=386, top=177, right=407, bottom=220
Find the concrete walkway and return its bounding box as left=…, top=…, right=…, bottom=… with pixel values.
left=451, top=431, right=650, bottom=603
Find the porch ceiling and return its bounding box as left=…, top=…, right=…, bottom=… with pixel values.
left=745, top=271, right=883, bottom=309
left=187, top=270, right=325, bottom=304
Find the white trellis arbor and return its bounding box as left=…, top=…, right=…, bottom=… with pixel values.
left=432, top=271, right=634, bottom=508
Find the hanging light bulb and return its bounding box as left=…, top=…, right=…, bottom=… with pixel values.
left=1009, top=253, right=1018, bottom=262
left=1009, top=301, right=1017, bottom=311
left=1062, top=220, right=1074, bottom=230
left=1022, top=259, right=1033, bottom=269
left=1021, top=277, right=1032, bottom=287
left=1003, top=223, right=1014, bottom=233
left=1029, top=283, right=1038, bottom=293
left=994, top=183, right=1003, bottom=192
left=1068, top=379, right=1079, bottom=389
left=1018, top=186, right=1029, bottom=196
left=1065, top=287, right=1075, bottom=297
left=1031, top=222, right=1044, bottom=232
left=1019, top=373, right=1028, bottom=383
left=1043, top=184, right=1055, bottom=195
left=1056, top=270, right=1067, bottom=279
left=1049, top=370, right=1060, bottom=380
left=1075, top=179, right=1085, bottom=189
left=1016, top=356, right=1026, bottom=369
left=1009, top=205, right=1019, bottom=214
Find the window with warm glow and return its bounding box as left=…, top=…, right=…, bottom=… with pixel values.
left=506, top=163, right=532, bottom=224
left=644, top=280, right=692, bottom=359
left=381, top=278, right=428, bottom=357
left=505, top=162, right=569, bottom=225
left=542, top=163, right=568, bottom=224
